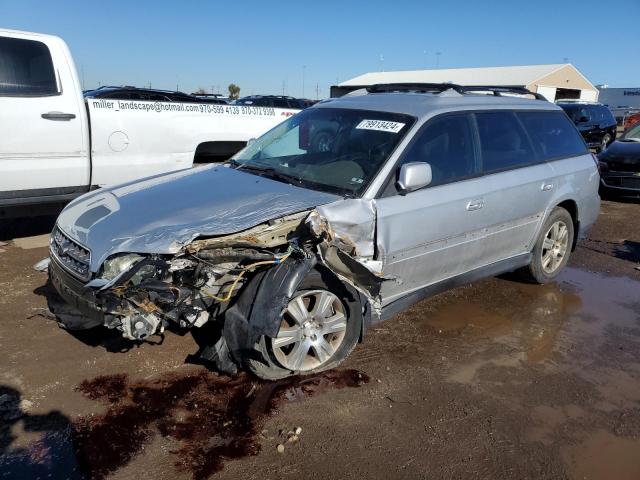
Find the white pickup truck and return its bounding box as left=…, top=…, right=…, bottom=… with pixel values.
left=0, top=28, right=300, bottom=216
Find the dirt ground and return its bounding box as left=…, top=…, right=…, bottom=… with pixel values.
left=1, top=199, right=639, bottom=480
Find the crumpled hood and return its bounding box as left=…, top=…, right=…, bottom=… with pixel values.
left=56, top=165, right=339, bottom=272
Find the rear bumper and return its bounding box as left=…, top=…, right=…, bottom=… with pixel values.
left=49, top=255, right=105, bottom=330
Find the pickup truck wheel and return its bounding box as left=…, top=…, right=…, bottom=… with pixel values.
left=522, top=207, right=574, bottom=284
left=245, top=271, right=361, bottom=380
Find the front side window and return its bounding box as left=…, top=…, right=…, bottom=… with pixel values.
left=397, top=113, right=478, bottom=187
left=232, top=107, right=414, bottom=196
left=0, top=37, right=58, bottom=96
left=517, top=111, right=588, bottom=160
left=475, top=111, right=537, bottom=173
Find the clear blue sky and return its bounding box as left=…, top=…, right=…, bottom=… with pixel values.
left=2, top=0, right=638, bottom=98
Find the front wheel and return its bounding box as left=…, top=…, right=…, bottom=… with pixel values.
left=245, top=272, right=362, bottom=380
left=521, top=207, right=574, bottom=284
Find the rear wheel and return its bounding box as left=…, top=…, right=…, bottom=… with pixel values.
left=245, top=272, right=361, bottom=380
left=521, top=207, right=574, bottom=284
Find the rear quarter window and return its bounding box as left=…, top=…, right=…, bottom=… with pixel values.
left=517, top=111, right=588, bottom=160
left=0, top=36, right=58, bottom=96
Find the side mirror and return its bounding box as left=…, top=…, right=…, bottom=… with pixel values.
left=397, top=162, right=432, bottom=194
left=247, top=137, right=257, bottom=146
left=578, top=116, right=589, bottom=123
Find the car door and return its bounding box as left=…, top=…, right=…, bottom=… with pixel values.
left=0, top=33, right=88, bottom=198
left=375, top=112, right=493, bottom=305
left=575, top=106, right=598, bottom=146
left=470, top=110, right=557, bottom=265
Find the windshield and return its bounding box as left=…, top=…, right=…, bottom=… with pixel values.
left=231, top=107, right=414, bottom=196
left=622, top=124, right=640, bottom=141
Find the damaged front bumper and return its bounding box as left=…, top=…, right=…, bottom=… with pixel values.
left=48, top=205, right=386, bottom=373
left=49, top=254, right=105, bottom=330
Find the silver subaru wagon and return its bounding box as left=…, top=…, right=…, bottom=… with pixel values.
left=48, top=84, right=600, bottom=379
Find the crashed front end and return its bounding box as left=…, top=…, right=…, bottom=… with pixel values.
left=48, top=206, right=383, bottom=373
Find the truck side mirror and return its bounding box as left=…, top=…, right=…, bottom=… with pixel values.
left=397, top=162, right=432, bottom=194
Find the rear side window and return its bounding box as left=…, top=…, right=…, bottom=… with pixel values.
left=517, top=111, right=588, bottom=160
left=0, top=37, right=58, bottom=96
left=597, top=106, right=615, bottom=124
left=399, top=113, right=478, bottom=187
left=475, top=111, right=537, bottom=173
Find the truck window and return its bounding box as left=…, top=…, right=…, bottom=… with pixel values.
left=0, top=36, right=58, bottom=96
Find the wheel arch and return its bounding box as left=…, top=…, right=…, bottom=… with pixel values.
left=556, top=199, right=579, bottom=251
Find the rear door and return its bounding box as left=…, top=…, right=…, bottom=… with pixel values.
left=470, top=110, right=556, bottom=264
left=0, top=32, right=88, bottom=200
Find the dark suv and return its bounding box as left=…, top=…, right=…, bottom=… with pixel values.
left=234, top=95, right=307, bottom=109
left=83, top=86, right=227, bottom=104
left=558, top=102, right=617, bottom=152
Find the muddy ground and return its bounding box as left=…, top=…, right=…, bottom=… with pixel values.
left=0, top=199, right=639, bottom=480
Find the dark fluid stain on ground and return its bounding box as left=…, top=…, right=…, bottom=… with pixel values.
left=72, top=369, right=368, bottom=480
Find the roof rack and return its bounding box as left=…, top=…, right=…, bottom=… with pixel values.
left=365, top=83, right=547, bottom=101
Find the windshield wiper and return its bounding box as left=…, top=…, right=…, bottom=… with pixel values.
left=236, top=163, right=305, bottom=186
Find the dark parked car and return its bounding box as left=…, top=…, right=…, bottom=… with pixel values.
left=558, top=102, right=617, bottom=152
left=84, top=86, right=227, bottom=104
left=234, top=95, right=306, bottom=110
left=598, top=123, right=640, bottom=197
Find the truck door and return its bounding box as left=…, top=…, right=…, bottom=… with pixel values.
left=0, top=32, right=89, bottom=204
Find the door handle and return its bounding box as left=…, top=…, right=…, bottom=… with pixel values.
left=541, top=182, right=554, bottom=191
left=466, top=199, right=484, bottom=211
left=41, top=112, right=76, bottom=121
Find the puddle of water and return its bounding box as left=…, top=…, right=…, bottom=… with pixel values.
left=441, top=267, right=640, bottom=383
left=563, top=429, right=640, bottom=480
left=71, top=369, right=368, bottom=480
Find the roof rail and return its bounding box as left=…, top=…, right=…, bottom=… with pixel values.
left=366, top=83, right=546, bottom=101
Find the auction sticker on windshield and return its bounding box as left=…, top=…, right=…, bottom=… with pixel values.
left=356, top=119, right=405, bottom=133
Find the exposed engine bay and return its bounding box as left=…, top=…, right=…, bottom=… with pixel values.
left=58, top=208, right=383, bottom=374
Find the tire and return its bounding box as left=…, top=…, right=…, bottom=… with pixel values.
left=245, top=270, right=362, bottom=380
left=521, top=207, right=574, bottom=284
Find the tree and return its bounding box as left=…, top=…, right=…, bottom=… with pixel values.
left=228, top=83, right=241, bottom=100
left=194, top=87, right=207, bottom=95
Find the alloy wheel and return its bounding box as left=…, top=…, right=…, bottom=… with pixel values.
left=541, top=220, right=570, bottom=274
left=272, top=290, right=347, bottom=371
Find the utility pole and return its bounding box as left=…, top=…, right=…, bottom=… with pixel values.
left=282, top=80, right=285, bottom=95
left=379, top=54, right=384, bottom=71
left=435, top=52, right=442, bottom=69
left=316, top=83, right=319, bottom=100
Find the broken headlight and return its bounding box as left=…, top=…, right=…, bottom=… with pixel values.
left=101, top=254, right=144, bottom=281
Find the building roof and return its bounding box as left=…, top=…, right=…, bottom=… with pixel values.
left=315, top=90, right=560, bottom=119
left=339, top=64, right=574, bottom=88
